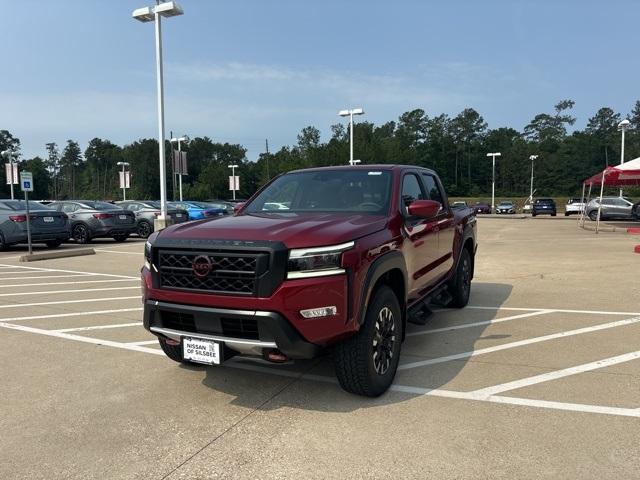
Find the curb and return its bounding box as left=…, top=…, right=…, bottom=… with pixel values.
left=19, top=248, right=96, bottom=262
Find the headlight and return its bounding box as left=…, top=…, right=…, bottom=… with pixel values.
left=287, top=241, right=354, bottom=279
left=144, top=241, right=152, bottom=270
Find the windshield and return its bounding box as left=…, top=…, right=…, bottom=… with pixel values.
left=0, top=200, right=51, bottom=210
left=146, top=201, right=162, bottom=209
left=499, top=202, right=512, bottom=206
left=245, top=170, right=392, bottom=215
left=81, top=201, right=119, bottom=210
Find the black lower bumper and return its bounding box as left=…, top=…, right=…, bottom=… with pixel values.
left=144, top=300, right=321, bottom=359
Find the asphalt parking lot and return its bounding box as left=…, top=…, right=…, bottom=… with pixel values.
left=1, top=218, right=639, bottom=479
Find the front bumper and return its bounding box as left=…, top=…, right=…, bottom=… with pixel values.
left=144, top=300, right=322, bottom=359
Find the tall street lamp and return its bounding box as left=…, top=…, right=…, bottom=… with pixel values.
left=486, top=152, right=501, bottom=213
left=228, top=164, right=239, bottom=201
left=618, top=119, right=630, bottom=197
left=170, top=135, right=189, bottom=201
left=117, top=161, right=130, bottom=201
left=338, top=108, right=364, bottom=165
left=132, top=1, right=184, bottom=230
left=529, top=155, right=538, bottom=203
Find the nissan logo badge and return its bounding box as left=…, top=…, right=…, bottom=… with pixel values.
left=192, top=255, right=213, bottom=278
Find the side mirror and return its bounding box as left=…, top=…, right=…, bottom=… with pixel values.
left=407, top=200, right=441, bottom=219
left=233, top=202, right=245, bottom=214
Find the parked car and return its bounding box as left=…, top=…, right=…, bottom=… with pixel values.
left=564, top=197, right=586, bottom=216
left=48, top=200, right=136, bottom=243
left=473, top=202, right=491, bottom=214
left=204, top=200, right=235, bottom=215
left=531, top=198, right=557, bottom=217
left=451, top=201, right=468, bottom=209
left=142, top=165, right=477, bottom=397
left=0, top=199, right=70, bottom=250
left=496, top=200, right=516, bottom=214
left=585, top=196, right=635, bottom=221
left=523, top=203, right=532, bottom=214
left=633, top=201, right=640, bottom=220
left=169, top=201, right=228, bottom=220
left=117, top=201, right=189, bottom=238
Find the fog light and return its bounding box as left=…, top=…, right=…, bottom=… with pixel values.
left=300, top=306, right=337, bottom=318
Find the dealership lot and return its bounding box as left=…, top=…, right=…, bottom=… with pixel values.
left=0, top=219, right=639, bottom=479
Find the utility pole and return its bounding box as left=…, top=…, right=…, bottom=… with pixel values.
left=265, top=138, right=270, bottom=180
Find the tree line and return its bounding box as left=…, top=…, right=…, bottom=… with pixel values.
left=2, top=99, right=640, bottom=202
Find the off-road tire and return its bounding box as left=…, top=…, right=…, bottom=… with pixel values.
left=45, top=240, right=62, bottom=248
left=158, top=338, right=185, bottom=363
left=449, top=248, right=472, bottom=308
left=72, top=224, right=91, bottom=244
left=137, top=221, right=152, bottom=239
left=333, top=285, right=402, bottom=397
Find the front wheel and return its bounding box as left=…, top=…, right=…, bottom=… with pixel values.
left=333, top=285, right=402, bottom=397
left=588, top=210, right=598, bottom=221
left=449, top=248, right=472, bottom=308
left=72, top=224, right=91, bottom=244
left=112, top=234, right=129, bottom=242
left=45, top=240, right=62, bottom=249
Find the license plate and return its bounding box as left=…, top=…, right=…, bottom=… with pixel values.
left=119, top=214, right=128, bottom=220
left=182, top=337, right=221, bottom=365
left=43, top=217, right=54, bottom=223
left=175, top=213, right=182, bottom=217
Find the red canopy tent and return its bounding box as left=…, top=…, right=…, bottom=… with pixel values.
left=581, top=157, right=640, bottom=232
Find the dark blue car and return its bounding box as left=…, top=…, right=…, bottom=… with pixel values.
left=531, top=198, right=557, bottom=217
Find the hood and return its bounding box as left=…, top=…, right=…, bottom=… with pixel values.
left=157, top=212, right=388, bottom=249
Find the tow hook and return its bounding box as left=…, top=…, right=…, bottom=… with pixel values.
left=264, top=349, right=289, bottom=363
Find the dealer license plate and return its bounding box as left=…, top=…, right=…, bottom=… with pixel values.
left=175, top=213, right=183, bottom=217
left=182, top=337, right=221, bottom=365
left=119, top=214, right=128, bottom=220
left=43, top=217, right=54, bottom=223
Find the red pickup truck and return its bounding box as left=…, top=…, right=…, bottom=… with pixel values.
left=141, top=165, right=477, bottom=396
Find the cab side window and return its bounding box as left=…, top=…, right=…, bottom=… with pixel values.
left=401, top=174, right=425, bottom=211
left=422, top=174, right=444, bottom=206
left=62, top=203, right=77, bottom=213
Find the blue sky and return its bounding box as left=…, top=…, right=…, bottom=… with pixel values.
left=2, top=0, right=638, bottom=160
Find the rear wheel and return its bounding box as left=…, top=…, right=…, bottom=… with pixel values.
left=158, top=337, right=185, bottom=363
left=449, top=248, right=472, bottom=308
left=112, top=233, right=129, bottom=242
left=72, top=224, right=91, bottom=244
left=334, top=285, right=402, bottom=397
left=137, top=221, right=152, bottom=239
left=0, top=233, right=8, bottom=251
left=532, top=212, right=537, bottom=217
left=45, top=240, right=62, bottom=249
left=588, top=210, right=598, bottom=221
left=551, top=212, right=557, bottom=217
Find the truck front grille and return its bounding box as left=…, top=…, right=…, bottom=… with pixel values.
left=157, top=250, right=268, bottom=296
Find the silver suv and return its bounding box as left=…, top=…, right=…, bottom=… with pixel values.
left=585, top=196, right=634, bottom=221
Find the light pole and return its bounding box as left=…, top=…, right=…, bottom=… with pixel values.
left=228, top=164, right=239, bottom=201
left=132, top=1, right=184, bottom=229
left=338, top=108, right=364, bottom=165
left=1, top=150, right=18, bottom=200
left=170, top=135, right=189, bottom=201
left=486, top=152, right=501, bottom=213
left=529, top=155, right=538, bottom=203
left=618, top=119, right=630, bottom=197
left=117, top=161, right=130, bottom=201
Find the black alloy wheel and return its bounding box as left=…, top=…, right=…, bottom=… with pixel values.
left=372, top=306, right=396, bottom=375
left=137, top=221, right=152, bottom=239
left=72, top=224, right=91, bottom=244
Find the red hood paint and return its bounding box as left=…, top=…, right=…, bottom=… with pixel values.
left=157, top=212, right=388, bottom=249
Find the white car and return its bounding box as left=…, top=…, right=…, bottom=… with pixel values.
left=564, top=197, right=585, bottom=216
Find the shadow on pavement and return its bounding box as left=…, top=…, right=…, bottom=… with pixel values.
left=196, top=282, right=513, bottom=411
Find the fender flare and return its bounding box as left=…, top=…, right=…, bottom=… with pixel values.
left=451, top=223, right=476, bottom=281
left=357, top=250, right=407, bottom=326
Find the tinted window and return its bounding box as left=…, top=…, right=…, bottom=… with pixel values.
left=401, top=174, right=425, bottom=207
left=246, top=170, right=392, bottom=214
left=61, top=203, right=77, bottom=213
left=421, top=174, right=444, bottom=205
left=80, top=201, right=118, bottom=210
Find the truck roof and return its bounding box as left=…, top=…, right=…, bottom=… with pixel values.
left=287, top=164, right=437, bottom=175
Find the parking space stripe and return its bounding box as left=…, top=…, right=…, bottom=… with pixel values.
left=0, top=279, right=138, bottom=288
left=94, top=249, right=142, bottom=255
left=470, top=350, right=640, bottom=397
left=0, top=296, right=140, bottom=309
left=0, top=286, right=138, bottom=297
left=126, top=340, right=158, bottom=346
left=0, top=263, right=137, bottom=279
left=398, top=316, right=640, bottom=370
left=55, top=322, right=141, bottom=333
left=407, top=310, right=552, bottom=337
left=0, top=274, right=94, bottom=281
left=0, top=308, right=143, bottom=323
left=466, top=305, right=640, bottom=316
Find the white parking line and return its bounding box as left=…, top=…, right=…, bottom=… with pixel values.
left=56, top=322, right=141, bottom=333
left=407, top=310, right=552, bottom=337
left=470, top=350, right=640, bottom=397
left=0, top=286, right=139, bottom=297
left=398, top=316, right=640, bottom=370
left=0, top=308, right=143, bottom=323
left=126, top=340, right=158, bottom=346
left=94, top=249, right=142, bottom=255
left=0, top=279, right=138, bottom=288
left=0, top=274, right=94, bottom=281
left=466, top=305, right=640, bottom=316
left=0, top=263, right=137, bottom=279
left=0, top=296, right=140, bottom=309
